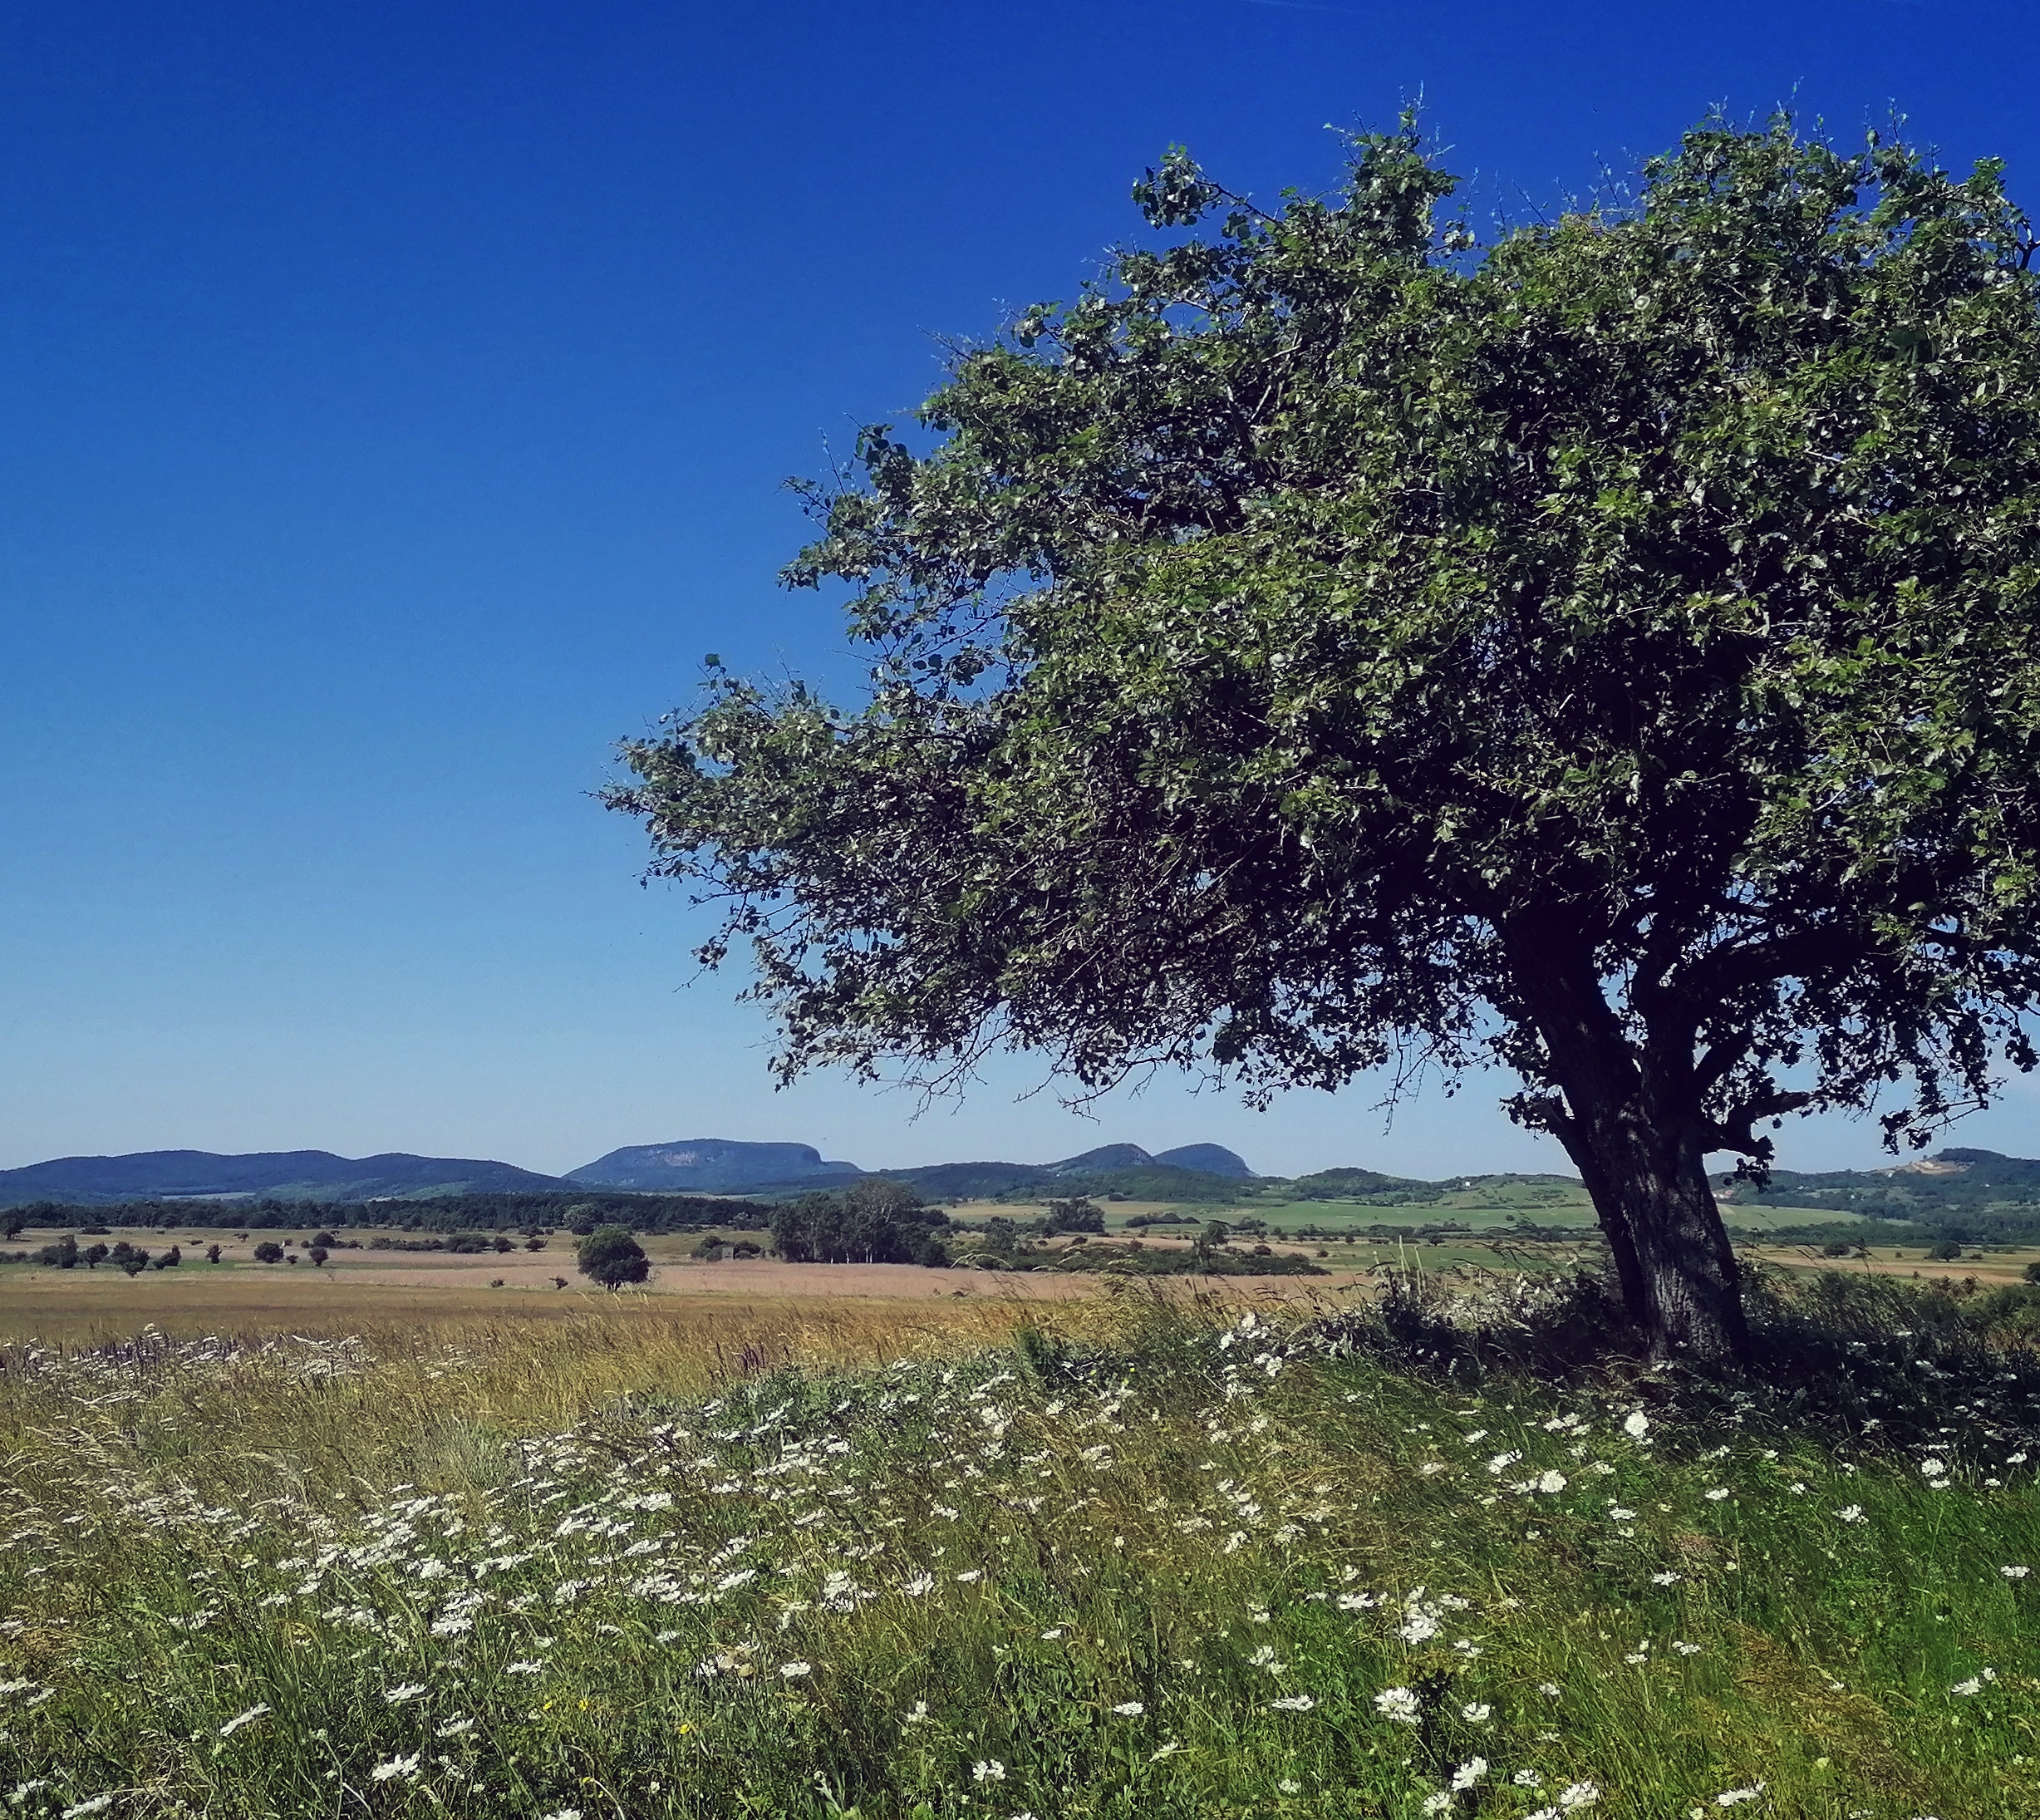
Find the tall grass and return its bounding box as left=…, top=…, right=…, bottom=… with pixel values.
left=0, top=1276, right=2035, bottom=1818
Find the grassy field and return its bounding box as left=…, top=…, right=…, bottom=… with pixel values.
left=1, top=1270, right=2038, bottom=1818
left=6, top=1220, right=2036, bottom=1350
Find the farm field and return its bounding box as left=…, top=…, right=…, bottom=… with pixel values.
left=1, top=1273, right=2038, bottom=1818
left=8, top=1222, right=2040, bottom=1350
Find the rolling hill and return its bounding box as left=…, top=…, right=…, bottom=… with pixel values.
left=565, top=1139, right=859, bottom=1194
left=0, top=1149, right=568, bottom=1207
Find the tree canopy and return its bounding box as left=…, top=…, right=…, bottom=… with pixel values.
left=575, top=1226, right=651, bottom=1291
left=609, top=116, right=2040, bottom=1363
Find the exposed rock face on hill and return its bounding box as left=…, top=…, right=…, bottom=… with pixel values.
left=0, top=1149, right=567, bottom=1207
left=566, top=1139, right=860, bottom=1193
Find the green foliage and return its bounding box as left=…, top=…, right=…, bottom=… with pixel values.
left=772, top=1179, right=952, bottom=1266
left=1040, top=1196, right=1106, bottom=1235
left=251, top=1241, right=284, bottom=1264
left=612, top=112, right=2040, bottom=1363
left=2, top=1285, right=2038, bottom=1816
left=575, top=1226, right=651, bottom=1290
left=0, top=1190, right=774, bottom=1234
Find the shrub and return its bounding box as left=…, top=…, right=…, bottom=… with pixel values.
left=576, top=1227, right=650, bottom=1291
left=252, top=1242, right=285, bottom=1264
left=307, top=1247, right=328, bottom=1267
left=1928, top=1239, right=1964, bottom=1261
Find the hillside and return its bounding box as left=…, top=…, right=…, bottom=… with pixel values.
left=1720, top=1147, right=2040, bottom=1236
left=566, top=1139, right=859, bottom=1193
left=0, top=1149, right=567, bottom=1208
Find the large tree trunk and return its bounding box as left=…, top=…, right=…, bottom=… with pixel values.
left=1503, top=917, right=1751, bottom=1366
left=1553, top=1092, right=1750, bottom=1365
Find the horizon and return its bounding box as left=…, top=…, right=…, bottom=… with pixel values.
left=8, top=2, right=2040, bottom=1180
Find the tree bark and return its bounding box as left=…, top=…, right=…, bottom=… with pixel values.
left=1554, top=1096, right=1750, bottom=1365
left=1502, top=917, right=1751, bottom=1366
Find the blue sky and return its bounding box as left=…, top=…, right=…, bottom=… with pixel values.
left=4, top=0, right=2039, bottom=1178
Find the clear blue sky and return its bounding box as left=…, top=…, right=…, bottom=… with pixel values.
left=5, top=0, right=2038, bottom=1178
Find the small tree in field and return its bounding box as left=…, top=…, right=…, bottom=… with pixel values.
left=611, top=116, right=2040, bottom=1365
left=576, top=1227, right=650, bottom=1291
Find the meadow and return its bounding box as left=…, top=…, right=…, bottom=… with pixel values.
left=0, top=1265, right=2036, bottom=1819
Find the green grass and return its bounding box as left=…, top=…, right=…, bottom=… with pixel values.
left=1, top=1281, right=2037, bottom=1818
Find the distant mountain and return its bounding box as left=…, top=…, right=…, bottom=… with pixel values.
left=567, top=1139, right=860, bottom=1194
left=1050, top=1144, right=1156, bottom=1174
left=1152, top=1144, right=1254, bottom=1179
left=0, top=1149, right=567, bottom=1208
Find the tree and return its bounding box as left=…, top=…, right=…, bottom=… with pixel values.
left=769, top=1182, right=951, bottom=1265
left=1042, top=1196, right=1106, bottom=1235
left=610, top=116, right=2040, bottom=1365
left=253, top=1241, right=284, bottom=1264
left=576, top=1226, right=651, bottom=1291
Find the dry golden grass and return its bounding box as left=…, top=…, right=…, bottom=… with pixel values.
left=0, top=1267, right=1089, bottom=1351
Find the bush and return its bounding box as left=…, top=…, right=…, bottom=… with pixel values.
left=1928, top=1239, right=1964, bottom=1261
left=576, top=1227, right=650, bottom=1291
left=307, top=1247, right=328, bottom=1267
left=252, top=1242, right=285, bottom=1264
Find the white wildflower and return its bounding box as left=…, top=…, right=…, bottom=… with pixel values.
left=383, top=1682, right=425, bottom=1704
left=2002, top=1566, right=2030, bottom=1579
left=779, top=1661, right=813, bottom=1680
left=1450, top=1758, right=1487, bottom=1790
left=1623, top=1412, right=1649, bottom=1439
left=1267, top=1693, right=1315, bottom=1711
left=1374, top=1685, right=1423, bottom=1724
left=1536, top=1470, right=1567, bottom=1494
left=1713, top=1787, right=1765, bottom=1808
left=219, top=1703, right=270, bottom=1737
left=1460, top=1701, right=1491, bottom=1723
left=973, top=1760, right=1006, bottom=1783
left=370, top=1752, right=421, bottom=1783
left=1112, top=1700, right=1144, bottom=1715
